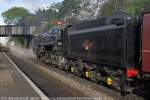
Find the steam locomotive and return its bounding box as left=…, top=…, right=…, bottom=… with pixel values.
left=33, top=10, right=150, bottom=93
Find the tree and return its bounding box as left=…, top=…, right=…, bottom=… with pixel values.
left=98, top=0, right=150, bottom=18
left=79, top=0, right=104, bottom=20
left=2, top=7, right=30, bottom=25
left=8, top=37, right=25, bottom=45
left=98, top=0, right=128, bottom=17
left=35, top=3, right=62, bottom=29
left=20, top=14, right=39, bottom=25
left=59, top=0, right=81, bottom=18
left=57, top=0, right=81, bottom=23
left=35, top=0, right=82, bottom=27
left=2, top=7, right=31, bottom=46
left=127, top=0, right=150, bottom=16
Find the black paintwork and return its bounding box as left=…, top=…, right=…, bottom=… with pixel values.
left=65, top=12, right=139, bottom=68
left=33, top=12, right=140, bottom=69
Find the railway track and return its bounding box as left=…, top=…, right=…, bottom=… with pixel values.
left=5, top=52, right=87, bottom=99
left=34, top=61, right=146, bottom=100
left=5, top=51, right=147, bottom=100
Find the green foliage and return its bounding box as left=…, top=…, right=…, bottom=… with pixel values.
left=48, top=24, right=55, bottom=29
left=2, top=7, right=30, bottom=25
left=8, top=37, right=25, bottom=45
left=21, top=14, right=39, bottom=25
left=2, top=7, right=32, bottom=46
left=35, top=3, right=62, bottom=28
left=35, top=2, right=67, bottom=22
left=35, top=0, right=82, bottom=25
left=127, top=0, right=150, bottom=16
left=99, top=0, right=150, bottom=17
left=99, top=0, right=118, bottom=17
left=98, top=0, right=131, bottom=17
left=59, top=0, right=81, bottom=18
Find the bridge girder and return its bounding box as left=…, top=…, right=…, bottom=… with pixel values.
left=0, top=25, right=39, bottom=36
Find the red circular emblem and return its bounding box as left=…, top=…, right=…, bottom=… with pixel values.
left=82, top=39, right=93, bottom=50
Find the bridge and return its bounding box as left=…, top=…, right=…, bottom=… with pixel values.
left=0, top=25, right=41, bottom=48
left=0, top=25, right=39, bottom=36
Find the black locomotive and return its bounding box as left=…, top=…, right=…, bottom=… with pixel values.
left=33, top=12, right=144, bottom=93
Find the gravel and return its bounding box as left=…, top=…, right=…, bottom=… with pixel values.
left=9, top=46, right=145, bottom=100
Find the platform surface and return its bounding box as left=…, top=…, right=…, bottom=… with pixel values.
left=0, top=53, right=39, bottom=97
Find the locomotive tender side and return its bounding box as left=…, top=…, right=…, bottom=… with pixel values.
left=66, top=12, right=139, bottom=70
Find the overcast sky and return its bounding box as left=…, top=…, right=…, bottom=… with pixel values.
left=0, top=0, right=63, bottom=25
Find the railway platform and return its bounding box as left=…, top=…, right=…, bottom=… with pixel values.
left=0, top=53, right=44, bottom=98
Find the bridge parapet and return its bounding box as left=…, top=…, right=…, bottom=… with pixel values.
left=0, top=25, right=39, bottom=36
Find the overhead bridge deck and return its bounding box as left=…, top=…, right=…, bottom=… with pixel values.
left=0, top=25, right=39, bottom=36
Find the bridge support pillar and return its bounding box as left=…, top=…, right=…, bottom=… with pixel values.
left=24, top=35, right=33, bottom=48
